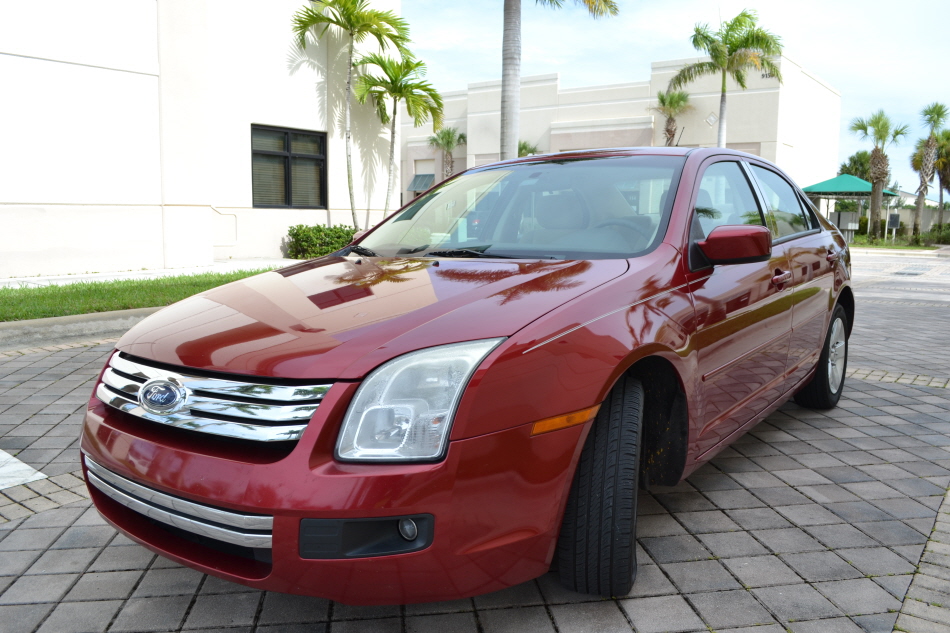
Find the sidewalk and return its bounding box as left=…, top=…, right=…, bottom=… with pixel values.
left=849, top=245, right=950, bottom=258
left=0, top=258, right=302, bottom=290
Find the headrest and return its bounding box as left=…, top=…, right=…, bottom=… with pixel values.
left=697, top=189, right=714, bottom=209
left=536, top=192, right=588, bottom=230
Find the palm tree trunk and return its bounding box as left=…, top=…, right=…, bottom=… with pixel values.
left=345, top=37, right=358, bottom=228
left=444, top=150, right=453, bottom=179
left=913, top=191, right=925, bottom=241
left=717, top=70, right=727, bottom=148
left=384, top=99, right=398, bottom=217
left=940, top=176, right=946, bottom=229
left=869, top=179, right=883, bottom=241
left=665, top=117, right=676, bottom=146
left=500, top=0, right=521, bottom=161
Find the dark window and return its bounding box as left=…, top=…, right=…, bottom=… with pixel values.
left=689, top=161, right=765, bottom=270
left=252, top=126, right=327, bottom=208
left=749, top=165, right=813, bottom=239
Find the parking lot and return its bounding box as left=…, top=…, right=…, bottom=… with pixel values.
left=1, top=250, right=949, bottom=633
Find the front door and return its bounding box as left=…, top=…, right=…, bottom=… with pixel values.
left=685, top=160, right=794, bottom=457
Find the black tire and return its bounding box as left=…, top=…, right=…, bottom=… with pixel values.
left=557, top=375, right=643, bottom=597
left=794, top=304, right=849, bottom=409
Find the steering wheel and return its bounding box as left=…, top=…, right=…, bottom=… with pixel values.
left=594, top=217, right=652, bottom=241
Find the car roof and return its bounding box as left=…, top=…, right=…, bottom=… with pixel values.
left=477, top=146, right=760, bottom=170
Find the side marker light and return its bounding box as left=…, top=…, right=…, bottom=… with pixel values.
left=530, top=405, right=601, bottom=436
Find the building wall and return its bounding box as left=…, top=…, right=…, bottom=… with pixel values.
left=0, top=0, right=398, bottom=278
left=0, top=0, right=165, bottom=277
left=400, top=55, right=840, bottom=204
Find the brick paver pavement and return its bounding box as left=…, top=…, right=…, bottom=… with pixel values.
left=0, top=252, right=949, bottom=633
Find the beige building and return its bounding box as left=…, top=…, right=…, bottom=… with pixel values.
left=401, top=55, right=840, bottom=205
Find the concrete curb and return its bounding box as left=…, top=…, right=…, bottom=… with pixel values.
left=0, top=307, right=162, bottom=349
left=849, top=247, right=950, bottom=258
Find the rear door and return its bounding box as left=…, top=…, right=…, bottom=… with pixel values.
left=686, top=159, right=794, bottom=457
left=747, top=163, right=838, bottom=391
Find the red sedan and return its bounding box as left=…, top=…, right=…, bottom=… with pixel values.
left=81, top=147, right=852, bottom=604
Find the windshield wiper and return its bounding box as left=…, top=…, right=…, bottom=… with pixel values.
left=423, top=248, right=556, bottom=259
left=348, top=244, right=380, bottom=257
left=425, top=249, right=519, bottom=259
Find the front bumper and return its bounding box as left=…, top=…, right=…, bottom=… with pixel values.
left=80, top=381, right=587, bottom=605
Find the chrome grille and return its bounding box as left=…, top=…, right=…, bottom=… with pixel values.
left=96, top=352, right=331, bottom=442
left=84, top=455, right=272, bottom=549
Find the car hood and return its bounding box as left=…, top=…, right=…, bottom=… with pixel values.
left=117, top=256, right=629, bottom=380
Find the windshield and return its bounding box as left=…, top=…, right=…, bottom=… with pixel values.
left=359, top=155, right=686, bottom=260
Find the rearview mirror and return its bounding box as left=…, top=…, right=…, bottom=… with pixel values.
left=697, top=225, right=771, bottom=265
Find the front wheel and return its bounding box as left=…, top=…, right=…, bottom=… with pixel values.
left=794, top=304, right=849, bottom=409
left=557, top=375, right=643, bottom=597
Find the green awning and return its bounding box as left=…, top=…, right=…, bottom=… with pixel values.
left=408, top=174, right=434, bottom=191
left=802, top=174, right=897, bottom=199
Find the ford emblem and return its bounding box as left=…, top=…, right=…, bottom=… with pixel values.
left=138, top=378, right=186, bottom=414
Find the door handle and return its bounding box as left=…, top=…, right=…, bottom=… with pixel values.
left=826, top=251, right=840, bottom=262
left=771, top=270, right=792, bottom=285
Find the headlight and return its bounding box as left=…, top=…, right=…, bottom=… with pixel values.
left=336, top=338, right=505, bottom=462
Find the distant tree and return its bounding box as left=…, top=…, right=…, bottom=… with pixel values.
left=293, top=0, right=409, bottom=228
left=668, top=9, right=782, bottom=147
left=911, top=102, right=948, bottom=239
left=650, top=90, right=693, bottom=146
left=500, top=0, right=618, bottom=160
left=838, top=150, right=872, bottom=182
left=850, top=110, right=909, bottom=241
left=518, top=140, right=540, bottom=157
left=428, top=128, right=467, bottom=180
left=355, top=54, right=443, bottom=224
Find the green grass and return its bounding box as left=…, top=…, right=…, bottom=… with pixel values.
left=849, top=235, right=938, bottom=250
left=0, top=269, right=273, bottom=322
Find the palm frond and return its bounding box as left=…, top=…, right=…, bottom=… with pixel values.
left=689, top=24, right=718, bottom=56
left=536, top=0, right=618, bottom=17
left=922, top=102, right=949, bottom=134
left=667, top=61, right=720, bottom=90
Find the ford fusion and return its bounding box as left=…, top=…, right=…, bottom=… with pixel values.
left=81, top=147, right=853, bottom=604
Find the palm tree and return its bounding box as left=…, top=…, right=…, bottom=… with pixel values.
left=668, top=9, right=782, bottom=148
left=837, top=150, right=872, bottom=216
left=912, top=129, right=950, bottom=230
left=500, top=0, right=618, bottom=161
left=428, top=128, right=467, bottom=180
left=518, top=140, right=540, bottom=157
left=850, top=110, right=909, bottom=241
left=936, top=130, right=950, bottom=229
left=911, top=102, right=948, bottom=239
left=293, top=0, right=409, bottom=228
left=355, top=54, right=443, bottom=226
left=650, top=90, right=693, bottom=146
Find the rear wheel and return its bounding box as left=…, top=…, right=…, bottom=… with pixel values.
left=557, top=375, right=643, bottom=597
left=794, top=304, right=848, bottom=409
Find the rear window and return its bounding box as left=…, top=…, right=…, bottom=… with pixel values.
left=361, top=155, right=686, bottom=260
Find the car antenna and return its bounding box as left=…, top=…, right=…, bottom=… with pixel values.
left=676, top=127, right=686, bottom=147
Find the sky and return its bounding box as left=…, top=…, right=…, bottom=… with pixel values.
left=401, top=0, right=950, bottom=196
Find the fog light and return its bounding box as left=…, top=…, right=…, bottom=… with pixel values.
left=398, top=518, right=418, bottom=541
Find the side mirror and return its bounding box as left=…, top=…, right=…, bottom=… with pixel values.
left=697, top=225, right=772, bottom=265
left=351, top=229, right=368, bottom=243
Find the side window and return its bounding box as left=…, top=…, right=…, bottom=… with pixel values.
left=692, top=162, right=765, bottom=239
left=750, top=165, right=813, bottom=239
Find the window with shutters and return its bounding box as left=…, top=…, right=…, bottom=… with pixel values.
left=251, top=125, right=327, bottom=208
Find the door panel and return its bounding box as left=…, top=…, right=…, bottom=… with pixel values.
left=686, top=160, right=794, bottom=457
left=784, top=230, right=837, bottom=387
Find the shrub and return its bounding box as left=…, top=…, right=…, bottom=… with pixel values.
left=922, top=224, right=950, bottom=246
left=857, top=216, right=868, bottom=235
left=286, top=224, right=358, bottom=259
